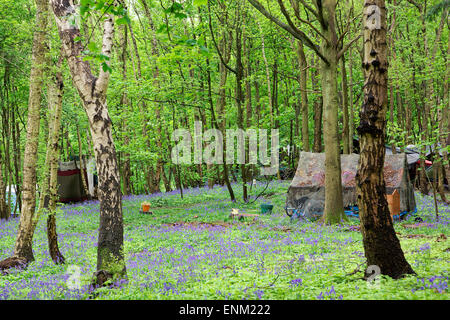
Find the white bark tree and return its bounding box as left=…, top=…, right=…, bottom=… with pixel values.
left=51, top=0, right=126, bottom=285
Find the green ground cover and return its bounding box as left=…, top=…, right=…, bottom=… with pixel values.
left=0, top=181, right=448, bottom=300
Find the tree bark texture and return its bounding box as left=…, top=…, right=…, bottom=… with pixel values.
left=45, top=56, right=65, bottom=264
left=12, top=0, right=49, bottom=263
left=296, top=40, right=310, bottom=152
left=356, top=0, right=415, bottom=279
left=51, top=0, right=126, bottom=285
left=320, top=1, right=345, bottom=223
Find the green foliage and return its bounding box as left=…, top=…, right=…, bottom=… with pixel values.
left=0, top=183, right=448, bottom=300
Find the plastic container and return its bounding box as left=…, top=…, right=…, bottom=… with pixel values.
left=260, top=204, right=273, bottom=214
left=386, top=190, right=400, bottom=219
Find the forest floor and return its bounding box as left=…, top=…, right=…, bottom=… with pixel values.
left=0, top=181, right=448, bottom=300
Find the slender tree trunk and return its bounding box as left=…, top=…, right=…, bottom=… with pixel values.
left=43, top=55, right=65, bottom=264
left=244, top=28, right=253, bottom=184
left=215, top=23, right=235, bottom=202
left=388, top=0, right=398, bottom=153
left=77, top=125, right=89, bottom=198
left=348, top=47, right=354, bottom=152
left=296, top=40, right=310, bottom=152
left=254, top=61, right=261, bottom=127
left=341, top=56, right=350, bottom=154
left=52, top=0, right=126, bottom=285
left=235, top=13, right=248, bottom=202
left=389, top=84, right=396, bottom=153
left=119, top=23, right=132, bottom=196
left=442, top=35, right=450, bottom=184
left=258, top=21, right=273, bottom=128
left=0, top=152, right=8, bottom=220
left=0, top=89, right=10, bottom=220
left=357, top=0, right=414, bottom=279
left=11, top=0, right=49, bottom=263
left=11, top=103, right=21, bottom=215
left=311, top=56, right=323, bottom=153
left=288, top=41, right=301, bottom=162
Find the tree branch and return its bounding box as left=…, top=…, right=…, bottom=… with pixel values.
left=298, top=0, right=319, bottom=19
left=208, top=1, right=237, bottom=74
left=313, top=0, right=327, bottom=30
left=337, top=33, right=361, bottom=61
left=247, top=0, right=329, bottom=65
left=406, top=0, right=423, bottom=12
left=278, top=0, right=329, bottom=44
left=51, top=0, right=95, bottom=96
left=96, top=15, right=114, bottom=95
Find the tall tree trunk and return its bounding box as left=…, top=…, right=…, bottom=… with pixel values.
left=210, top=3, right=235, bottom=201
left=389, top=84, right=396, bottom=153
left=258, top=21, right=273, bottom=128
left=320, top=1, right=345, bottom=224
left=341, top=56, right=350, bottom=154
left=77, top=125, right=89, bottom=198
left=51, top=0, right=126, bottom=286
left=235, top=10, right=248, bottom=202
left=119, top=23, right=132, bottom=196
left=0, top=152, right=8, bottom=220
left=11, top=0, right=49, bottom=263
left=387, top=0, right=398, bottom=153
left=442, top=32, right=450, bottom=184
left=206, top=51, right=217, bottom=189
left=0, top=86, right=10, bottom=220
left=254, top=61, right=261, bottom=127
left=42, top=55, right=65, bottom=264
left=348, top=47, right=354, bottom=152
left=141, top=0, right=164, bottom=194
left=296, top=40, right=310, bottom=152
left=244, top=27, right=253, bottom=184
left=356, top=0, right=415, bottom=279
left=311, top=56, right=323, bottom=153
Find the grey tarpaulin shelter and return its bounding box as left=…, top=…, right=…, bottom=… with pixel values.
left=285, top=152, right=416, bottom=221
left=57, top=157, right=96, bottom=203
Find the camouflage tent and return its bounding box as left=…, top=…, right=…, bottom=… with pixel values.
left=286, top=152, right=416, bottom=220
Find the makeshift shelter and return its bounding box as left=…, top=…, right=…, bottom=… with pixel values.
left=57, top=157, right=96, bottom=203
left=285, top=152, right=416, bottom=221
left=353, top=137, right=433, bottom=183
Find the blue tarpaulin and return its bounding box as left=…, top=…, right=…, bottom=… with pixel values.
left=288, top=205, right=418, bottom=222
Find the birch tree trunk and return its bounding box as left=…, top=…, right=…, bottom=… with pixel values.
left=51, top=0, right=126, bottom=285
left=77, top=125, right=89, bottom=198
left=11, top=0, right=49, bottom=264
left=356, top=0, right=414, bottom=279
left=42, top=55, right=65, bottom=264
